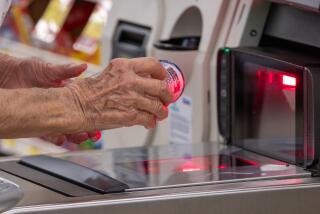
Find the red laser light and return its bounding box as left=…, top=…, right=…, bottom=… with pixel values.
left=218, top=165, right=227, bottom=169
left=282, top=75, right=296, bottom=87
left=181, top=167, right=202, bottom=172
left=179, top=160, right=204, bottom=173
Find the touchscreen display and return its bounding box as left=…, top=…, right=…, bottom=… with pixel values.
left=235, top=62, right=303, bottom=164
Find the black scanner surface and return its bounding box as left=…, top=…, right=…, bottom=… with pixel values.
left=19, top=155, right=129, bottom=194
left=0, top=161, right=98, bottom=197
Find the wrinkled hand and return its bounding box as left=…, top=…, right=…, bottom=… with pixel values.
left=66, top=57, right=174, bottom=132
left=0, top=55, right=99, bottom=145
left=2, top=56, right=87, bottom=89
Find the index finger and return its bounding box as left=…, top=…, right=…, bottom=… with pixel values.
left=129, top=57, right=167, bottom=80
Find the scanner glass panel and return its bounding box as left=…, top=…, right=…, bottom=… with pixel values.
left=243, top=63, right=296, bottom=147
left=233, top=51, right=304, bottom=165
left=58, top=144, right=305, bottom=189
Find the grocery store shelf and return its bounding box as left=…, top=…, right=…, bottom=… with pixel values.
left=0, top=37, right=103, bottom=78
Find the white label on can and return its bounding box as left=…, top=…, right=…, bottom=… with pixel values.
left=169, top=95, right=192, bottom=144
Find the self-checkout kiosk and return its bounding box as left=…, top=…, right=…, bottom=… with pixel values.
left=214, top=0, right=320, bottom=173
left=4, top=0, right=320, bottom=213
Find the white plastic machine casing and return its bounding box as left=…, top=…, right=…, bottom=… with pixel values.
left=150, top=0, right=230, bottom=146
left=209, top=0, right=271, bottom=143
left=100, top=0, right=165, bottom=149
left=101, top=0, right=165, bottom=64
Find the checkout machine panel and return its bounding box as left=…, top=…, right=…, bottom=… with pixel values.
left=217, top=1, right=320, bottom=172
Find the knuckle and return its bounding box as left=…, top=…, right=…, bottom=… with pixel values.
left=118, top=74, right=130, bottom=86
left=109, top=58, right=129, bottom=73
left=118, top=94, right=134, bottom=108
left=119, top=75, right=137, bottom=90
left=130, top=93, right=140, bottom=108
left=110, top=58, right=125, bottom=66
left=127, top=109, right=139, bottom=120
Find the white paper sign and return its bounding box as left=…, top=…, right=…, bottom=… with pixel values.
left=169, top=95, right=192, bottom=144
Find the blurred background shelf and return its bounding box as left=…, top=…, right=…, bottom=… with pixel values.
left=0, top=0, right=111, bottom=155
left=0, top=36, right=102, bottom=77
left=0, top=138, right=68, bottom=156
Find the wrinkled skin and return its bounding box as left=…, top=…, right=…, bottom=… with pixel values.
left=0, top=54, right=99, bottom=145
left=67, top=57, right=173, bottom=132
left=0, top=55, right=173, bottom=141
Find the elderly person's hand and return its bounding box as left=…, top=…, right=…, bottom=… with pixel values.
left=66, top=57, right=174, bottom=132
left=0, top=57, right=173, bottom=139
left=0, top=54, right=99, bottom=145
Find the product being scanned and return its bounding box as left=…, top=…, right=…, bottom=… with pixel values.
left=160, top=60, right=185, bottom=102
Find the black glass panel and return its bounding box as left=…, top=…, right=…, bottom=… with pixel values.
left=233, top=52, right=304, bottom=165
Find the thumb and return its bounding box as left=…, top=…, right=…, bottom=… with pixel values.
left=50, top=63, right=88, bottom=82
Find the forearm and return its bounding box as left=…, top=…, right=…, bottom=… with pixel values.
left=0, top=87, right=83, bottom=138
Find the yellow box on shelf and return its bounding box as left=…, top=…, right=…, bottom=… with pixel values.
left=71, top=1, right=112, bottom=65
left=32, top=0, right=74, bottom=45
